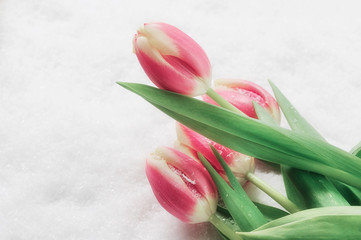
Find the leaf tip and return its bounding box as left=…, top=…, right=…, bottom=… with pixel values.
left=116, top=81, right=131, bottom=89
left=268, top=80, right=278, bottom=92
left=116, top=82, right=142, bottom=94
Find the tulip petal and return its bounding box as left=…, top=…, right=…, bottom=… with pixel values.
left=174, top=140, right=199, bottom=161
left=133, top=34, right=196, bottom=95
left=144, top=23, right=211, bottom=80
left=205, top=79, right=281, bottom=123
left=133, top=23, right=211, bottom=96
left=146, top=161, right=196, bottom=222
left=146, top=146, right=217, bottom=223
left=203, top=88, right=259, bottom=118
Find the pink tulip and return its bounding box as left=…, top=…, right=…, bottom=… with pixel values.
left=176, top=123, right=255, bottom=185
left=146, top=146, right=218, bottom=223
left=203, top=79, right=281, bottom=123
left=133, top=22, right=212, bottom=96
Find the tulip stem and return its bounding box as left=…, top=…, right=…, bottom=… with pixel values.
left=206, top=88, right=247, bottom=116
left=246, top=172, right=300, bottom=213
left=209, top=214, right=243, bottom=240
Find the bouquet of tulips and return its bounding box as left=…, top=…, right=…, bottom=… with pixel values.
left=119, top=23, right=361, bottom=239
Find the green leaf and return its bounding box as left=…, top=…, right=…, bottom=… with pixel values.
left=280, top=166, right=306, bottom=209
left=269, top=81, right=349, bottom=208
left=217, top=203, right=289, bottom=224
left=210, top=145, right=271, bottom=226
left=282, top=167, right=349, bottom=208
left=198, top=152, right=267, bottom=231
left=256, top=206, right=361, bottom=230
left=332, top=181, right=361, bottom=206
left=351, top=141, right=361, bottom=158
left=211, top=143, right=298, bottom=213
left=216, top=206, right=242, bottom=232
left=268, top=80, right=324, bottom=140
left=332, top=144, right=361, bottom=206
left=252, top=202, right=289, bottom=221
left=118, top=82, right=361, bottom=189
left=252, top=101, right=277, bottom=126
left=209, top=145, right=248, bottom=197
left=252, top=102, right=281, bottom=168
left=239, top=102, right=283, bottom=170
left=238, top=206, right=361, bottom=240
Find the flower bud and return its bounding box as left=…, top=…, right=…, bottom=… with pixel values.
left=146, top=146, right=218, bottom=223
left=176, top=123, right=255, bottom=185
left=203, top=79, right=281, bottom=124
left=133, top=22, right=211, bottom=96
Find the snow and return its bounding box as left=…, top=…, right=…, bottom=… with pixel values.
left=1, top=0, right=361, bottom=239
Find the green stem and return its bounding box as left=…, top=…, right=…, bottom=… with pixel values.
left=206, top=88, right=247, bottom=116
left=209, top=214, right=243, bottom=240
left=246, top=172, right=300, bottom=213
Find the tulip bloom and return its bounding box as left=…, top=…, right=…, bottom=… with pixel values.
left=133, top=22, right=211, bottom=96
left=146, top=146, right=218, bottom=223
left=203, top=79, right=281, bottom=123
left=176, top=123, right=255, bottom=185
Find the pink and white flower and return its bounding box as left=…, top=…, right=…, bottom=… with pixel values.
left=176, top=123, right=255, bottom=185
left=203, top=79, right=281, bottom=123
left=133, top=22, right=211, bottom=96
left=146, top=146, right=218, bottom=223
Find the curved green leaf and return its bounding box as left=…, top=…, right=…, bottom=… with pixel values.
left=269, top=80, right=324, bottom=140
left=198, top=152, right=267, bottom=231
left=282, top=167, right=349, bottom=208
left=332, top=144, right=361, bottom=206
left=351, top=142, right=361, bottom=158
left=217, top=203, right=289, bottom=225
left=118, top=82, right=361, bottom=189
left=269, top=81, right=349, bottom=208
left=238, top=206, right=361, bottom=240
left=252, top=202, right=289, bottom=221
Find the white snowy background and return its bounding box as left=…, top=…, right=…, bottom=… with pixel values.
left=1, top=0, right=361, bottom=239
